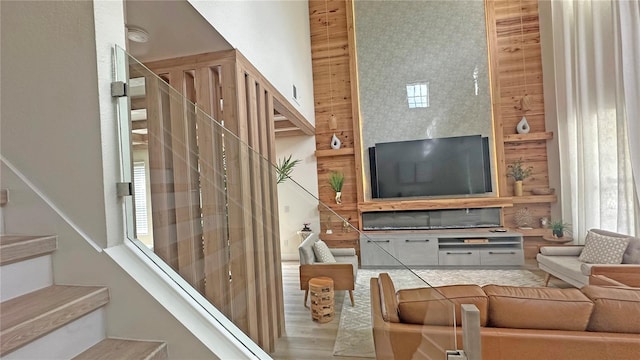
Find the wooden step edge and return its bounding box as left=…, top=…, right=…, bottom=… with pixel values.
left=73, top=339, right=167, bottom=360
left=0, top=285, right=110, bottom=356
left=0, top=235, right=57, bottom=265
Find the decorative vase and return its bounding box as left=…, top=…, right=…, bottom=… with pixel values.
left=335, top=191, right=342, bottom=204
left=553, top=229, right=564, bottom=238
left=514, top=180, right=523, bottom=196
left=330, top=134, right=341, bottom=150
left=516, top=116, right=530, bottom=134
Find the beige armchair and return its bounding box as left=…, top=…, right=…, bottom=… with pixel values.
left=298, top=233, right=357, bottom=306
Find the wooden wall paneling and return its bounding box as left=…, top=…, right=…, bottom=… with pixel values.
left=196, top=66, right=231, bottom=317
left=222, top=61, right=259, bottom=341
left=244, top=73, right=270, bottom=350
left=310, top=0, right=360, bottom=255
left=167, top=70, right=205, bottom=292
left=265, top=93, right=285, bottom=336
left=489, top=0, right=552, bottom=234
left=145, top=75, right=179, bottom=270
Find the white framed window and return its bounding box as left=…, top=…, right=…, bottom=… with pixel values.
left=133, top=162, right=149, bottom=235
left=406, top=82, right=429, bottom=108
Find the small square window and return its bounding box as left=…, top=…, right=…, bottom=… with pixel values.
left=406, top=82, right=429, bottom=108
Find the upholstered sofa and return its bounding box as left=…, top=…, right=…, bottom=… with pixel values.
left=298, top=233, right=358, bottom=306
left=537, top=229, right=640, bottom=287
left=371, top=273, right=640, bottom=360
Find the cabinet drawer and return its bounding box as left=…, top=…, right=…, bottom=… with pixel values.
left=360, top=236, right=398, bottom=266
left=480, top=249, right=523, bottom=266
left=438, top=250, right=480, bottom=266
left=396, top=237, right=438, bottom=265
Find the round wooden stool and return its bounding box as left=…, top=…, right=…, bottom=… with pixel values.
left=309, top=276, right=334, bottom=323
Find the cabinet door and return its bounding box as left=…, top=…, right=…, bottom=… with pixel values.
left=438, top=249, right=480, bottom=266
left=480, top=249, right=523, bottom=266
left=395, top=236, right=438, bottom=265
left=360, top=235, right=398, bottom=266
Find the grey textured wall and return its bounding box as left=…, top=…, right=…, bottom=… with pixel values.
left=354, top=0, right=494, bottom=197
left=356, top=0, right=492, bottom=147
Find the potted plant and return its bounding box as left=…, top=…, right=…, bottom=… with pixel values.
left=507, top=158, right=533, bottom=196
left=550, top=220, right=571, bottom=238
left=329, top=171, right=344, bottom=204
left=275, top=154, right=300, bottom=184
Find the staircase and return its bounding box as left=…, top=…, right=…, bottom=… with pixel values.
left=0, top=232, right=168, bottom=359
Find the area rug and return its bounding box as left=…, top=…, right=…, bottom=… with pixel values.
left=332, top=268, right=546, bottom=358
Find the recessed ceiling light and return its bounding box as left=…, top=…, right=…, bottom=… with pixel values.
left=127, top=26, right=149, bottom=43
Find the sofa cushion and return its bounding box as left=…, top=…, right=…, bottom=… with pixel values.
left=578, top=230, right=630, bottom=264
left=483, top=285, right=593, bottom=331
left=396, top=284, right=488, bottom=326
left=582, top=285, right=640, bottom=334
left=623, top=237, right=640, bottom=264
left=588, top=229, right=640, bottom=264
left=536, top=254, right=589, bottom=286
left=313, top=240, right=336, bottom=263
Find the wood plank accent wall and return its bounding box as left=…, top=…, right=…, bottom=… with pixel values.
left=309, top=0, right=553, bottom=258
left=138, top=50, right=294, bottom=352
left=488, top=0, right=553, bottom=256
left=310, top=0, right=362, bottom=254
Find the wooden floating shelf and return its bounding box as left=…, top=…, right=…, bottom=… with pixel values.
left=511, top=195, right=557, bottom=204
left=503, top=132, right=553, bottom=143
left=319, top=232, right=360, bottom=241
left=358, top=197, right=514, bottom=212
left=510, top=228, right=552, bottom=237
left=318, top=203, right=358, bottom=212
left=315, top=148, right=355, bottom=157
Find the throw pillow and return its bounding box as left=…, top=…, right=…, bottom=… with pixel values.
left=578, top=230, right=630, bottom=264
left=313, top=240, right=336, bottom=263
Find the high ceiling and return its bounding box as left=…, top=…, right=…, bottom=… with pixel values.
left=125, top=0, right=232, bottom=62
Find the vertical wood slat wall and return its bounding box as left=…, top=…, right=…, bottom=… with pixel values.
left=309, top=0, right=552, bottom=256
left=309, top=0, right=362, bottom=254
left=487, top=0, right=552, bottom=255
left=142, top=50, right=285, bottom=352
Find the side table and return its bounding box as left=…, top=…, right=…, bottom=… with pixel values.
left=309, top=276, right=334, bottom=323
left=542, top=235, right=573, bottom=244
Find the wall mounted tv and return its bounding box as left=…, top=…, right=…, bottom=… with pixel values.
left=369, top=135, right=492, bottom=198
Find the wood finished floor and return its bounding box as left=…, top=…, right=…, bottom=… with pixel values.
left=271, top=261, right=355, bottom=360
left=270, top=260, right=569, bottom=359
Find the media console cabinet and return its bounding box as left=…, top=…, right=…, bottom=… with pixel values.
left=360, top=229, right=524, bottom=267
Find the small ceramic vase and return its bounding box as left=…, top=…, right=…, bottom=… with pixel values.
left=514, top=180, right=523, bottom=196
left=335, top=191, right=342, bottom=204
left=516, top=116, right=530, bottom=134
left=331, top=134, right=341, bottom=150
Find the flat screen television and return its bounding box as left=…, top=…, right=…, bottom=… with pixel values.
left=370, top=135, right=492, bottom=198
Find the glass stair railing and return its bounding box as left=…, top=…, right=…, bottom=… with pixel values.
left=114, top=45, right=475, bottom=359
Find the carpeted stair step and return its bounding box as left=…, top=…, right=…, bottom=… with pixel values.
left=73, top=338, right=168, bottom=360
left=0, top=235, right=57, bottom=266
left=0, top=285, right=109, bottom=356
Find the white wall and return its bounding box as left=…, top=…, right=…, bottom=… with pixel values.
left=1, top=0, right=109, bottom=248
left=188, top=0, right=316, bottom=125
left=275, top=136, right=320, bottom=261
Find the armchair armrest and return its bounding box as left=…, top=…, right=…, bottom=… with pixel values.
left=299, top=263, right=355, bottom=291
left=539, top=246, right=584, bottom=256
left=330, top=248, right=356, bottom=257
left=581, top=264, right=640, bottom=287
